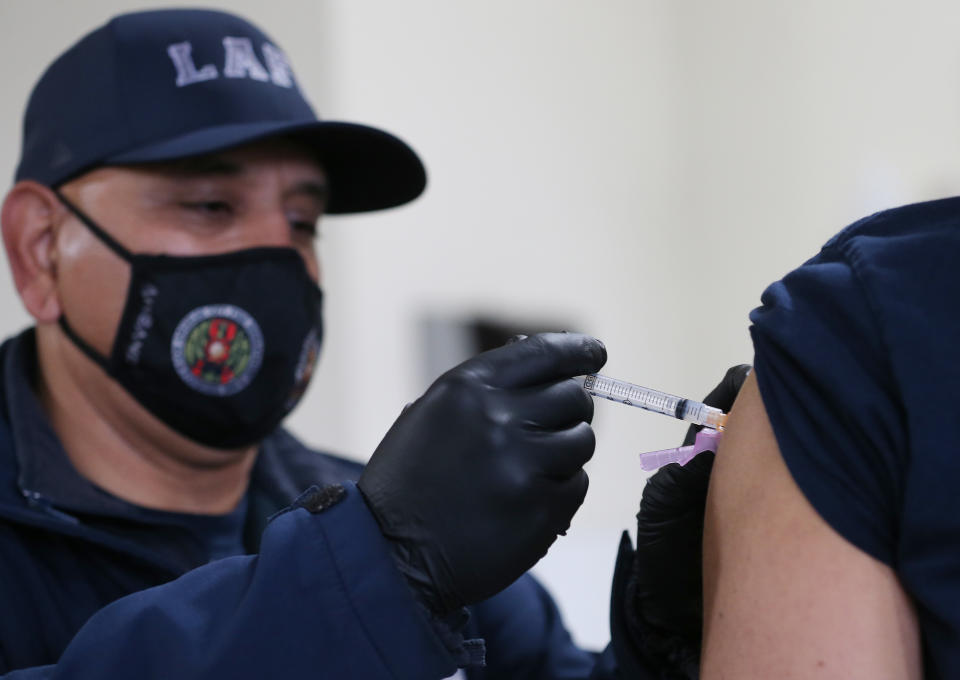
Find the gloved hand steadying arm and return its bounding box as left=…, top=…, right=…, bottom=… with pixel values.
left=358, top=332, right=607, bottom=617
left=611, top=364, right=751, bottom=679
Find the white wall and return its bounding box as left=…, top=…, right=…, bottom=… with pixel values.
left=3, top=0, right=960, bottom=651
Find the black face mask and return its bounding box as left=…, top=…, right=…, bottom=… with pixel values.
left=55, top=193, right=323, bottom=449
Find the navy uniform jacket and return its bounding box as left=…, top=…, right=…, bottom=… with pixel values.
left=0, top=330, right=619, bottom=679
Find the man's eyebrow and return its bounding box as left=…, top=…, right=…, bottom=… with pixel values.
left=148, top=157, right=328, bottom=202
left=155, top=155, right=244, bottom=177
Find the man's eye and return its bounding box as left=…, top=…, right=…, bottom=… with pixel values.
left=182, top=201, right=233, bottom=215
left=290, top=219, right=318, bottom=236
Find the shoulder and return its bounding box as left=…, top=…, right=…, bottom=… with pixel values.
left=748, top=221, right=908, bottom=563
left=701, top=374, right=922, bottom=679
left=746, top=197, right=960, bottom=561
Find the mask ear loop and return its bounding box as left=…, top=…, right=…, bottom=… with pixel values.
left=56, top=313, right=112, bottom=373
left=51, top=190, right=131, bottom=373
left=54, top=191, right=134, bottom=261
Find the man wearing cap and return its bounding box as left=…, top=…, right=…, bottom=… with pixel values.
left=0, top=8, right=616, bottom=678
left=0, top=7, right=731, bottom=679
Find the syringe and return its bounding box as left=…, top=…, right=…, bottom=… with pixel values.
left=574, top=374, right=727, bottom=430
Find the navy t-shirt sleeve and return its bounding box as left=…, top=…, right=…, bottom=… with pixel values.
left=748, top=242, right=909, bottom=566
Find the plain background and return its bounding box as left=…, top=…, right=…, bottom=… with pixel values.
left=2, top=0, right=960, bottom=650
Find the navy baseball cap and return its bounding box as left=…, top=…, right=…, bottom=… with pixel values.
left=14, top=8, right=426, bottom=214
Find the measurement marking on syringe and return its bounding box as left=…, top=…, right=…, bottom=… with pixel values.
left=575, top=373, right=727, bottom=430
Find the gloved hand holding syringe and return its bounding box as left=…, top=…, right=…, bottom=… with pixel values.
left=575, top=374, right=727, bottom=471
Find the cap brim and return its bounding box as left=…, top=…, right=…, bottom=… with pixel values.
left=107, top=120, right=426, bottom=214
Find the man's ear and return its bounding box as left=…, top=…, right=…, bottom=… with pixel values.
left=1, top=181, right=64, bottom=323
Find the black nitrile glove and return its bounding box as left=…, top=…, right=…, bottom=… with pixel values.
left=680, top=364, right=752, bottom=447
left=358, top=332, right=607, bottom=616
left=613, top=364, right=751, bottom=679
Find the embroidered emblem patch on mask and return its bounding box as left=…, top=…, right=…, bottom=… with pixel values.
left=284, top=327, right=321, bottom=410
left=171, top=304, right=264, bottom=396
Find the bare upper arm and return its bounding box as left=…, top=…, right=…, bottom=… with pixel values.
left=701, top=371, right=922, bottom=679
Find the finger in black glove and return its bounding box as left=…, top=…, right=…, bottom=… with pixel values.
left=615, top=364, right=750, bottom=679
left=358, top=332, right=607, bottom=616
left=682, top=364, right=752, bottom=445
left=626, top=451, right=715, bottom=678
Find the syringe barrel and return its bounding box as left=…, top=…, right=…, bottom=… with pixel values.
left=579, top=374, right=679, bottom=418
left=577, top=374, right=727, bottom=429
